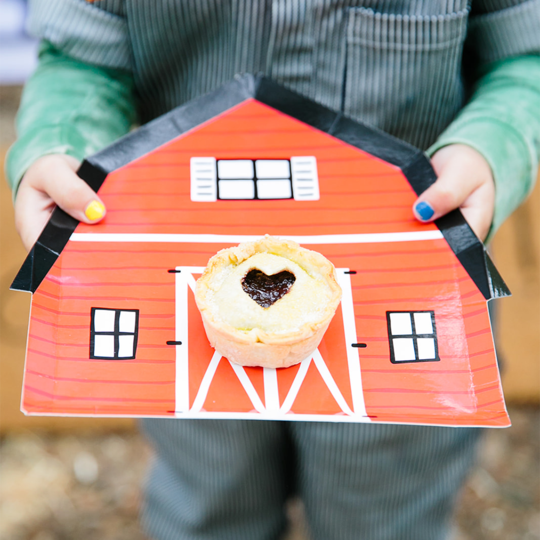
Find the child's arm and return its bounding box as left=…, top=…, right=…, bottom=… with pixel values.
left=413, top=54, right=540, bottom=242
left=6, top=41, right=137, bottom=249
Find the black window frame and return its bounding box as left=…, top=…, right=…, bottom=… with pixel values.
left=216, top=158, right=294, bottom=201
left=386, top=310, right=439, bottom=364
left=90, top=307, right=140, bottom=360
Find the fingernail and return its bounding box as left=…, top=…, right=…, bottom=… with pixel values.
left=85, top=200, right=105, bottom=221
left=414, top=201, right=434, bottom=221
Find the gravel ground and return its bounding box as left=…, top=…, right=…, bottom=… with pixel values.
left=0, top=406, right=538, bottom=540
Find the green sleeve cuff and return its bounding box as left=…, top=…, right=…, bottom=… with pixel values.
left=428, top=116, right=535, bottom=243
left=6, top=125, right=89, bottom=198
left=5, top=41, right=137, bottom=199
left=428, top=55, right=540, bottom=244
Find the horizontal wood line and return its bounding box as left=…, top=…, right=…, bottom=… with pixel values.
left=354, top=309, right=487, bottom=322
left=31, top=305, right=90, bottom=317
left=31, top=317, right=173, bottom=332
left=36, top=291, right=174, bottom=303
left=361, top=363, right=494, bottom=374
left=44, top=279, right=173, bottom=288
left=63, top=249, right=214, bottom=255
left=57, top=266, right=186, bottom=271
left=474, top=386, right=504, bottom=396
left=188, top=128, right=320, bottom=135
left=73, top=220, right=421, bottom=229
left=363, top=385, right=498, bottom=395
left=464, top=328, right=492, bottom=338
left=27, top=348, right=175, bottom=364
left=462, top=309, right=488, bottom=319
left=64, top=247, right=446, bottom=257
left=476, top=399, right=507, bottom=409
left=330, top=249, right=449, bottom=258
left=351, top=277, right=467, bottom=290
left=141, top=144, right=366, bottom=152
left=25, top=386, right=174, bottom=403
left=29, top=334, right=172, bottom=349
left=31, top=304, right=174, bottom=319
left=340, top=264, right=459, bottom=273
left=103, top=204, right=411, bottom=213
left=353, top=297, right=457, bottom=305
left=367, top=404, right=469, bottom=411
left=26, top=370, right=175, bottom=385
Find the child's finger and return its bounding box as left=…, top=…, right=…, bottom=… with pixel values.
left=412, top=170, right=480, bottom=223
left=412, top=145, right=489, bottom=223
left=41, top=157, right=107, bottom=224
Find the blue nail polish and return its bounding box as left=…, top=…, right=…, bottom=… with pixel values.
left=415, top=201, right=434, bottom=221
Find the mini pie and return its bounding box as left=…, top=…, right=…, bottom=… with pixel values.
left=195, top=235, right=342, bottom=368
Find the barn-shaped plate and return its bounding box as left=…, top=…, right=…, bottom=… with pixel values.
left=12, top=74, right=510, bottom=426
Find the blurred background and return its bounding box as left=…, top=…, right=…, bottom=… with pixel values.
left=0, top=1, right=538, bottom=539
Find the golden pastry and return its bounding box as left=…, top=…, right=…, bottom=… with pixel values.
left=195, top=235, right=342, bottom=368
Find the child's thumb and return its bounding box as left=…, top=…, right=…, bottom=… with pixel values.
left=412, top=170, right=471, bottom=224
left=45, top=158, right=107, bottom=224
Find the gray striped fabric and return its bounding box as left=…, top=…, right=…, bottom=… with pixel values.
left=27, top=0, right=540, bottom=149
left=141, top=419, right=482, bottom=540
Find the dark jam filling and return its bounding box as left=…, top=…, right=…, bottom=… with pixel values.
left=241, top=269, right=296, bottom=308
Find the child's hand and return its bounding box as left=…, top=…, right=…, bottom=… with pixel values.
left=14, top=154, right=106, bottom=251
left=413, top=144, right=495, bottom=241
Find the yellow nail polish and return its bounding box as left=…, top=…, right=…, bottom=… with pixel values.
left=85, top=200, right=105, bottom=221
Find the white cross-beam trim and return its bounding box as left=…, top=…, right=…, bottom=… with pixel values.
left=188, top=351, right=222, bottom=414
left=230, top=363, right=266, bottom=413
left=174, top=269, right=189, bottom=413
left=279, top=357, right=312, bottom=413
left=173, top=266, right=370, bottom=419
left=174, top=267, right=204, bottom=414
left=263, top=368, right=280, bottom=412
left=312, top=350, right=355, bottom=416
left=336, top=269, right=367, bottom=417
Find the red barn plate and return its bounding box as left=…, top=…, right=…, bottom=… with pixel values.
left=12, top=75, right=511, bottom=427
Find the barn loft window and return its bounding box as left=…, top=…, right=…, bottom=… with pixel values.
left=90, top=308, right=139, bottom=360
left=190, top=157, right=319, bottom=201
left=386, top=311, right=439, bottom=364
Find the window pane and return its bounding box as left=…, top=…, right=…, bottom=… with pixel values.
left=119, top=311, right=137, bottom=333
left=218, top=180, right=255, bottom=199
left=118, top=335, right=135, bottom=358
left=414, top=312, right=433, bottom=334
left=417, top=338, right=436, bottom=360
left=94, top=335, right=115, bottom=358
left=389, top=313, right=412, bottom=335
left=94, top=309, right=115, bottom=332
left=257, top=179, right=292, bottom=199
left=217, top=160, right=254, bottom=179
left=255, top=160, right=290, bottom=179
left=392, top=338, right=416, bottom=361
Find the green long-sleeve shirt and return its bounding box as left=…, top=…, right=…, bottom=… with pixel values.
left=6, top=0, right=540, bottom=240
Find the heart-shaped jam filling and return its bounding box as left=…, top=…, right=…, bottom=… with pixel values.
left=242, top=269, right=296, bottom=308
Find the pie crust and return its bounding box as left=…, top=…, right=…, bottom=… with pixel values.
left=195, top=235, right=342, bottom=368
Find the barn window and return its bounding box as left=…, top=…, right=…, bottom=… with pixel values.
left=190, top=157, right=319, bottom=201
left=386, top=311, right=439, bottom=364
left=90, top=308, right=139, bottom=360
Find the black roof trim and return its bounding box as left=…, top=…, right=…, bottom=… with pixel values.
left=11, top=74, right=509, bottom=299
